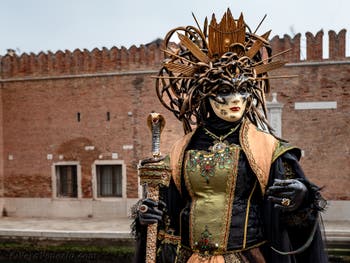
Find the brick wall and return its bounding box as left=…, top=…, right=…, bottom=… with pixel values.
left=269, top=29, right=349, bottom=199
left=1, top=43, right=163, bottom=79
left=0, top=30, right=348, bottom=203
left=0, top=86, right=4, bottom=199
left=1, top=74, right=182, bottom=199
left=269, top=63, right=350, bottom=200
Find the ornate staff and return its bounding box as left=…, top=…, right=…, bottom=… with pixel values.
left=138, top=112, right=171, bottom=263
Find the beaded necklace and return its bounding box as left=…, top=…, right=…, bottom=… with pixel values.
left=203, top=124, right=240, bottom=153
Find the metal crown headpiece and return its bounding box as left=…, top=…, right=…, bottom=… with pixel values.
left=155, top=9, right=289, bottom=134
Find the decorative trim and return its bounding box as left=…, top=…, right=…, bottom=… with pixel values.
left=180, top=240, right=267, bottom=255
left=239, top=121, right=263, bottom=189
left=183, top=145, right=240, bottom=253
left=183, top=150, right=198, bottom=249
left=169, top=130, right=196, bottom=194
left=239, top=119, right=278, bottom=194
left=272, top=142, right=299, bottom=163
left=223, top=148, right=240, bottom=249
left=158, top=230, right=181, bottom=245
left=282, top=161, right=296, bottom=179
left=242, top=181, right=257, bottom=249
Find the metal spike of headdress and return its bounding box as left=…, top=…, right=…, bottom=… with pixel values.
left=155, top=9, right=289, bottom=134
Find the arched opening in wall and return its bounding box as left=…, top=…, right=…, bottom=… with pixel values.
left=300, top=35, right=306, bottom=61
left=323, top=33, right=329, bottom=59
left=347, top=34, right=350, bottom=57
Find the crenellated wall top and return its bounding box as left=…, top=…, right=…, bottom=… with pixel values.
left=0, top=41, right=163, bottom=79
left=0, top=29, right=348, bottom=79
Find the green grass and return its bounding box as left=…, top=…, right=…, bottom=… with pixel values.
left=0, top=242, right=134, bottom=255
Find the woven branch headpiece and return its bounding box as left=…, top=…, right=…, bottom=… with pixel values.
left=155, top=9, right=287, bottom=134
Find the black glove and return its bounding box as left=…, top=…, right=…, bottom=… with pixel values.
left=266, top=179, right=307, bottom=212
left=138, top=198, right=165, bottom=225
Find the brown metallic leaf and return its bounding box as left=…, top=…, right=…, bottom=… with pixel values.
left=164, top=62, right=197, bottom=76
left=177, top=33, right=210, bottom=63
left=254, top=60, right=286, bottom=75
left=246, top=31, right=271, bottom=59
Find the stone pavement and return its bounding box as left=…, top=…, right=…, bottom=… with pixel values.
left=0, top=217, right=134, bottom=242
left=323, top=220, right=350, bottom=244
left=0, top=216, right=348, bottom=244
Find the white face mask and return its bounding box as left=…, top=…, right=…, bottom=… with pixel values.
left=209, top=86, right=249, bottom=122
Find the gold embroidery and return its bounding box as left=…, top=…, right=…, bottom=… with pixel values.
left=242, top=181, right=257, bottom=249
left=184, top=145, right=240, bottom=253
left=271, top=141, right=299, bottom=163
left=170, top=130, right=196, bottom=194
left=179, top=240, right=267, bottom=255
left=223, top=148, right=240, bottom=249
left=239, top=118, right=278, bottom=194
left=223, top=253, right=245, bottom=263
left=282, top=161, right=296, bottom=179
left=186, top=146, right=235, bottom=183
left=158, top=230, right=181, bottom=245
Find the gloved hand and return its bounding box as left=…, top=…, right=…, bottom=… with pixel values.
left=138, top=155, right=171, bottom=190
left=140, top=156, right=165, bottom=166
left=138, top=198, right=165, bottom=225
left=266, top=179, right=307, bottom=212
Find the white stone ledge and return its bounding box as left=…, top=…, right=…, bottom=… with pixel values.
left=294, top=101, right=337, bottom=110
left=286, top=60, right=350, bottom=67
left=0, top=229, right=132, bottom=239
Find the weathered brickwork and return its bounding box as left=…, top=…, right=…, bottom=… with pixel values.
left=269, top=63, right=350, bottom=200
left=0, top=88, right=4, bottom=198
left=1, top=72, right=181, bottom=199
left=1, top=43, right=163, bottom=78
left=0, top=30, right=348, bottom=204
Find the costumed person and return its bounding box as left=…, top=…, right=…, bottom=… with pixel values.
left=132, top=8, right=328, bottom=263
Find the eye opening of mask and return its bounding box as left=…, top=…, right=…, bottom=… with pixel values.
left=210, top=81, right=252, bottom=104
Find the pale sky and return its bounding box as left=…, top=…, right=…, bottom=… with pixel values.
left=0, top=0, right=349, bottom=57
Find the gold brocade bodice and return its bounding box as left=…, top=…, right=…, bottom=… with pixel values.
left=184, top=144, right=240, bottom=253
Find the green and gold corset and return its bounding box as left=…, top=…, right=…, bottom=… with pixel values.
left=184, top=144, right=240, bottom=254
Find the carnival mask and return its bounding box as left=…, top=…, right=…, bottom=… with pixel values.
left=209, top=79, right=250, bottom=122
left=155, top=9, right=287, bottom=134
left=209, top=75, right=252, bottom=122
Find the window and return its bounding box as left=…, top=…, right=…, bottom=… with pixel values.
left=54, top=164, right=80, bottom=198
left=92, top=160, right=125, bottom=199
left=96, top=164, right=122, bottom=197
left=52, top=162, right=81, bottom=199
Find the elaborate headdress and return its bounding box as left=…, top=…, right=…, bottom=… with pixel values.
left=155, top=9, right=288, bottom=134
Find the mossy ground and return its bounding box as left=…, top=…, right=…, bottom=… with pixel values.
left=0, top=242, right=135, bottom=263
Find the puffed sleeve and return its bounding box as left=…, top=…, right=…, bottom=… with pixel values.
left=131, top=155, right=184, bottom=263
left=273, top=151, right=326, bottom=227
left=263, top=145, right=328, bottom=263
